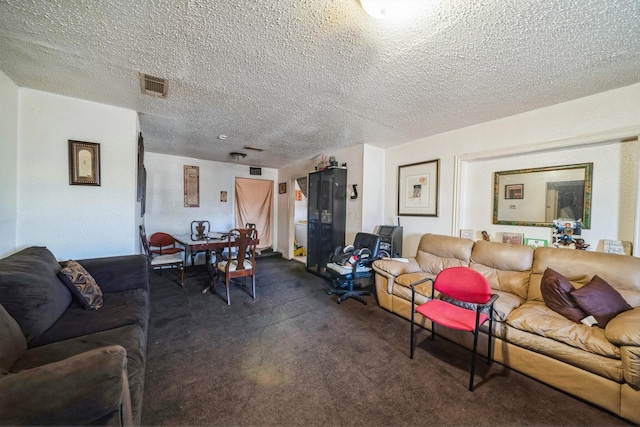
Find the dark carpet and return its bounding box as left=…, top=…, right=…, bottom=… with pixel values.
left=141, top=256, right=630, bottom=426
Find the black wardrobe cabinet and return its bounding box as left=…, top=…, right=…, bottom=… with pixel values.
left=306, top=167, right=347, bottom=280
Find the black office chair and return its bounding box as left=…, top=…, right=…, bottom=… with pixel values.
left=326, top=232, right=382, bottom=305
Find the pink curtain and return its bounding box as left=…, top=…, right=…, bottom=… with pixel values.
left=235, top=178, right=273, bottom=250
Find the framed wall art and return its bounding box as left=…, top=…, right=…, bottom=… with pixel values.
left=279, top=182, right=287, bottom=194
left=398, top=159, right=439, bottom=216
left=184, top=165, right=200, bottom=207
left=504, top=183, right=524, bottom=199
left=69, top=140, right=101, bottom=186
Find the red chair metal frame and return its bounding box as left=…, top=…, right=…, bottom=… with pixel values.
left=410, top=266, right=499, bottom=391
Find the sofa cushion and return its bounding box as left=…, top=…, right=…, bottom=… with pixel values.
left=0, top=247, right=72, bottom=343
left=507, top=301, right=619, bottom=358
left=415, top=234, right=473, bottom=274
left=540, top=268, right=587, bottom=323
left=0, top=304, right=27, bottom=373
left=12, top=324, right=147, bottom=426
left=28, top=288, right=149, bottom=348
left=571, top=275, right=632, bottom=328
left=58, top=260, right=104, bottom=310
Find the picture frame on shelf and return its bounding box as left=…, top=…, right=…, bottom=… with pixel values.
left=68, top=140, right=100, bottom=186
left=398, top=159, right=439, bottom=216
left=502, top=232, right=524, bottom=245
left=525, top=238, right=548, bottom=248
left=460, top=229, right=474, bottom=239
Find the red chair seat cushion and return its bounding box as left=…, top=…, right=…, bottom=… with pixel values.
left=416, top=299, right=488, bottom=332
left=150, top=247, right=183, bottom=255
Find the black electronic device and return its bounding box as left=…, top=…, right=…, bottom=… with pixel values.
left=373, top=225, right=403, bottom=258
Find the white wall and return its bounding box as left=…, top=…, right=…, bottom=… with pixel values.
left=143, top=152, right=278, bottom=263
left=0, top=71, right=19, bottom=258
left=461, top=142, right=635, bottom=245
left=384, top=83, right=640, bottom=256
left=16, top=89, right=139, bottom=260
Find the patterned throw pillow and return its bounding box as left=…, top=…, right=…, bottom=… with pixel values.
left=58, top=260, right=103, bottom=310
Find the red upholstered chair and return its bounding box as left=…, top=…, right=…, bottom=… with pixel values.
left=410, top=266, right=499, bottom=391
left=140, top=226, right=184, bottom=287
left=148, top=232, right=184, bottom=256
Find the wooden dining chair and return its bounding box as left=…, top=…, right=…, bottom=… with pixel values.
left=149, top=232, right=184, bottom=256
left=212, top=228, right=258, bottom=305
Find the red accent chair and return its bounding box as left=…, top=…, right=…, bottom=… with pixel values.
left=410, top=266, right=499, bottom=391
left=148, top=232, right=184, bottom=256
left=140, top=226, right=184, bottom=287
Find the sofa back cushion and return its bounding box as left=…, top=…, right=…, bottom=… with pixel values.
left=415, top=234, right=473, bottom=274
left=0, top=304, right=26, bottom=373
left=0, top=247, right=72, bottom=343
left=470, top=240, right=534, bottom=300
left=530, top=247, right=640, bottom=306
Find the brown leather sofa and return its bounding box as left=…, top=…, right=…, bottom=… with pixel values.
left=372, top=233, right=640, bottom=424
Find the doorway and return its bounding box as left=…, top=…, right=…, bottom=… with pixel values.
left=235, top=177, right=274, bottom=251
left=545, top=180, right=585, bottom=222
left=292, top=176, right=308, bottom=265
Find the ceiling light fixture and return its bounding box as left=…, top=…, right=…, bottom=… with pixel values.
left=229, top=152, right=247, bottom=161
left=359, top=0, right=423, bottom=19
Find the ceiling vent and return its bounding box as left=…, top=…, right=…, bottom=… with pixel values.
left=140, top=73, right=168, bottom=98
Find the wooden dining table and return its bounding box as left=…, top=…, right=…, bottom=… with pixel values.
left=173, top=232, right=259, bottom=293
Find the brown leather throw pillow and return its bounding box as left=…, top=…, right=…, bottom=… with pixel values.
left=540, top=268, right=587, bottom=323
left=571, top=275, right=632, bottom=328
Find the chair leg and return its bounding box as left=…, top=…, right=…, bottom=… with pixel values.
left=251, top=274, right=256, bottom=299
left=469, top=329, right=480, bottom=391
left=487, top=316, right=494, bottom=366
left=410, top=306, right=415, bottom=359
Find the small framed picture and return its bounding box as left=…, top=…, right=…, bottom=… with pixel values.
left=460, top=229, right=474, bottom=239
left=69, top=140, right=100, bottom=186
left=278, top=182, right=287, bottom=194
left=505, top=184, right=524, bottom=199
left=525, top=238, right=548, bottom=248
left=501, top=232, right=524, bottom=245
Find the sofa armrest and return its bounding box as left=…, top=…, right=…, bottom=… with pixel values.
left=77, top=255, right=149, bottom=294
left=372, top=258, right=421, bottom=278
left=605, top=307, right=640, bottom=346
left=0, top=346, right=132, bottom=426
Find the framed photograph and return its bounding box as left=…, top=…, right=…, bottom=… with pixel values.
left=398, top=159, right=439, bottom=216
left=68, top=140, right=100, bottom=186
left=505, top=184, right=524, bottom=199
left=525, top=238, right=548, bottom=248
left=279, top=182, right=287, bottom=194
left=502, top=232, right=524, bottom=245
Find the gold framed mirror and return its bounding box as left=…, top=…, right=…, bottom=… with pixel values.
left=493, top=163, right=593, bottom=228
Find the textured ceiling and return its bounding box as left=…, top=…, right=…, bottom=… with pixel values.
left=1, top=0, right=639, bottom=168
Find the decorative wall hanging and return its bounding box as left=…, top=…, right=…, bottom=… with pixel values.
left=279, top=182, right=287, bottom=194
left=398, top=159, right=439, bottom=216
left=184, top=165, right=200, bottom=207
left=220, top=191, right=227, bottom=202
left=69, top=140, right=101, bottom=186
